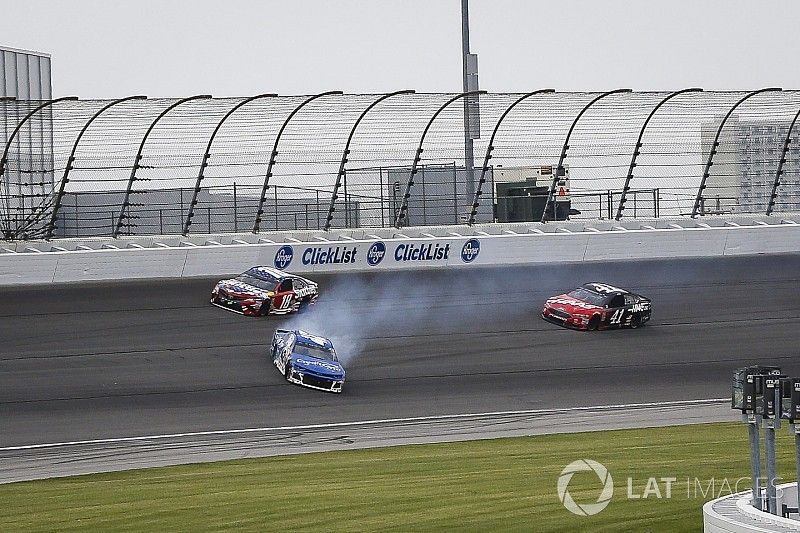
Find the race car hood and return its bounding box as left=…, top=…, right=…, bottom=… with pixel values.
left=290, top=354, right=345, bottom=379
left=544, top=294, right=603, bottom=314
left=217, top=279, right=273, bottom=300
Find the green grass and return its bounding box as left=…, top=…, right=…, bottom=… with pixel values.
left=1, top=422, right=797, bottom=532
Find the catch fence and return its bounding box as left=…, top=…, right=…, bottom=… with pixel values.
left=1, top=90, right=799, bottom=240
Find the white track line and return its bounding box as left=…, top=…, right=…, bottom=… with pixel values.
left=1, top=398, right=728, bottom=452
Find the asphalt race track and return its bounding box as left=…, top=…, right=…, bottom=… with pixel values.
left=1, top=254, right=799, bottom=452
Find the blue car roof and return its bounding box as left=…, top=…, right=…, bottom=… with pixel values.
left=294, top=330, right=334, bottom=349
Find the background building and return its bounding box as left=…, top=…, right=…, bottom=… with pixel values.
left=1, top=46, right=54, bottom=234
left=1, top=46, right=52, bottom=99
left=702, top=116, right=800, bottom=214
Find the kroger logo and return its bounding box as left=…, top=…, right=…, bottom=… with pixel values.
left=557, top=459, right=614, bottom=516
left=274, top=245, right=294, bottom=270
left=366, top=241, right=386, bottom=266
left=461, top=239, right=480, bottom=263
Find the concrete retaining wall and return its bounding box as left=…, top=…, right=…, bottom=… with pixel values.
left=1, top=218, right=799, bottom=285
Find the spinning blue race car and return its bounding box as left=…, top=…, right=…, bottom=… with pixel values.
left=271, top=329, right=346, bottom=393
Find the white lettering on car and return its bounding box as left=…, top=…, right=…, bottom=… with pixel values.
left=549, top=298, right=601, bottom=310
left=294, top=286, right=315, bottom=297
left=591, top=283, right=625, bottom=294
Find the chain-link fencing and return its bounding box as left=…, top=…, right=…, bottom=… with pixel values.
left=1, top=90, right=799, bottom=240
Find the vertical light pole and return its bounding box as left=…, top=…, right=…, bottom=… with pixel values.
left=764, top=376, right=782, bottom=514
left=461, top=0, right=479, bottom=198
left=749, top=412, right=763, bottom=511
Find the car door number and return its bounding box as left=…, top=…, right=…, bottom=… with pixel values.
left=609, top=309, right=625, bottom=325
left=277, top=294, right=293, bottom=310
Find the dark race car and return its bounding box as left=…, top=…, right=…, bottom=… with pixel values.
left=211, top=266, right=318, bottom=316
left=541, top=282, right=651, bottom=331
left=271, top=329, right=345, bottom=393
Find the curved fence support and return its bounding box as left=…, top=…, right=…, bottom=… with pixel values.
left=692, top=87, right=782, bottom=218
left=541, top=89, right=631, bottom=222
left=766, top=106, right=800, bottom=215
left=252, top=90, right=343, bottom=234
left=46, top=95, right=147, bottom=240
left=182, top=93, right=277, bottom=235
left=394, top=90, right=486, bottom=229
left=113, top=95, right=211, bottom=238
left=467, top=89, right=554, bottom=226
left=615, top=88, right=702, bottom=220
left=323, top=90, right=414, bottom=232
left=0, top=96, right=78, bottom=238
left=0, top=96, right=78, bottom=183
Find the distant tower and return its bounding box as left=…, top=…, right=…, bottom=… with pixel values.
left=1, top=46, right=52, bottom=100
left=1, top=46, right=54, bottom=228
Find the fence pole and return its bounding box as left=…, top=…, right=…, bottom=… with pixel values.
left=468, top=89, right=554, bottom=225
left=767, top=106, right=800, bottom=215
left=394, top=90, right=485, bottom=229
left=0, top=96, right=78, bottom=239
left=115, top=95, right=211, bottom=237
left=654, top=189, right=659, bottom=218
left=542, top=89, right=631, bottom=223
left=184, top=94, right=276, bottom=235
left=253, top=91, right=343, bottom=233
left=233, top=182, right=238, bottom=233
left=692, top=88, right=781, bottom=218
left=616, top=88, right=702, bottom=220
left=326, top=90, right=414, bottom=231
left=453, top=162, right=458, bottom=224
left=379, top=167, right=386, bottom=228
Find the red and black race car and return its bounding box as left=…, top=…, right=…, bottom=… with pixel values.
left=541, top=282, right=651, bottom=331
left=211, top=266, right=318, bottom=316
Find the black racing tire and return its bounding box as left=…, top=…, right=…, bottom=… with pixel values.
left=630, top=315, right=642, bottom=329
left=259, top=300, right=271, bottom=316
left=284, top=363, right=292, bottom=381
left=297, top=298, right=310, bottom=314
left=587, top=315, right=601, bottom=331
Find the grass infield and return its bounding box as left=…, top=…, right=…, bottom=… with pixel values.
left=1, top=422, right=798, bottom=532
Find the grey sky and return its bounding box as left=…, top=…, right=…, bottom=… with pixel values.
left=2, top=0, right=798, bottom=98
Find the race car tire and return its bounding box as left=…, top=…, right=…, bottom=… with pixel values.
left=587, top=315, right=601, bottom=331
left=259, top=301, right=271, bottom=316
left=284, top=364, right=292, bottom=381
left=630, top=316, right=642, bottom=329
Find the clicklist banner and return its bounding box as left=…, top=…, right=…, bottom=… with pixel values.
left=267, top=238, right=482, bottom=272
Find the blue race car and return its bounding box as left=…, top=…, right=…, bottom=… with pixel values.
left=271, top=329, right=346, bottom=393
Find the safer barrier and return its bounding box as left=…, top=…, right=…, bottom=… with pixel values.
left=0, top=215, right=798, bottom=285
